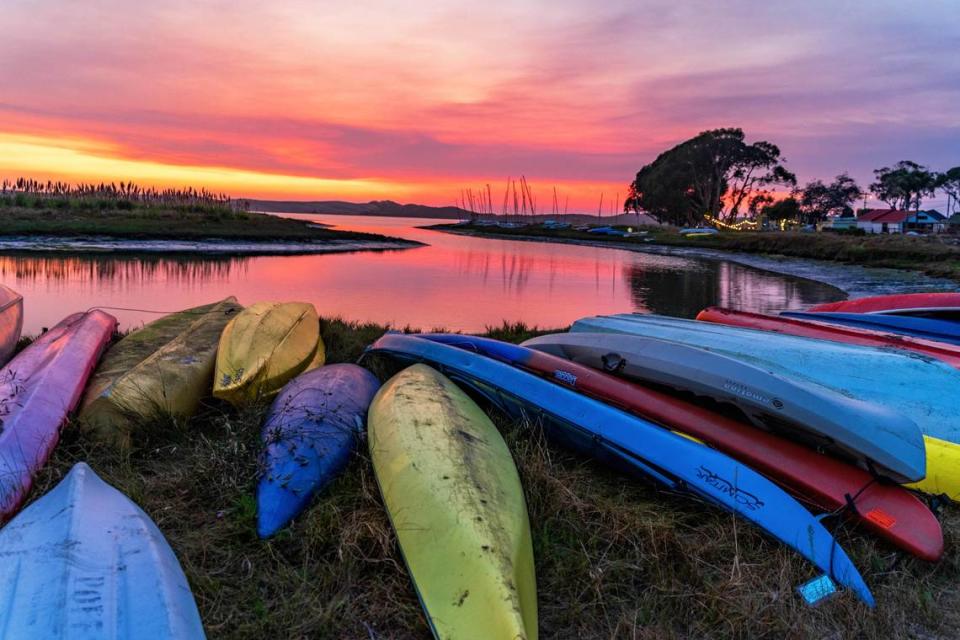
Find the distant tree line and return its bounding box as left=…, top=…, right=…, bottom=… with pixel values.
left=625, top=128, right=960, bottom=225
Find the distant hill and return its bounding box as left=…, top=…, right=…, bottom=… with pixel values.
left=247, top=199, right=470, bottom=219
left=248, top=198, right=658, bottom=225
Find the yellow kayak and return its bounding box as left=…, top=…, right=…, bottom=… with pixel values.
left=907, top=436, right=960, bottom=500
left=213, top=301, right=324, bottom=406
left=368, top=364, right=537, bottom=640
left=79, top=298, right=242, bottom=449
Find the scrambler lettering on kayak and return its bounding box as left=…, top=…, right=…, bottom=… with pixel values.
left=553, top=369, right=578, bottom=387
left=696, top=465, right=764, bottom=511
left=722, top=379, right=770, bottom=405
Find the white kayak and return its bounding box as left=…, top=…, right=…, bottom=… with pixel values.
left=0, top=463, right=205, bottom=639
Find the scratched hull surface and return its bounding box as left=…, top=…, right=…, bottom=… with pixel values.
left=696, top=306, right=960, bottom=370
left=783, top=311, right=960, bottom=345
left=0, top=310, right=116, bottom=522
left=368, top=364, right=538, bottom=639
left=520, top=332, right=923, bottom=483
left=365, top=335, right=874, bottom=606
left=0, top=463, right=205, bottom=639
left=0, top=284, right=23, bottom=367
left=421, top=333, right=942, bottom=561
left=257, top=364, right=380, bottom=538
left=214, top=301, right=325, bottom=406
left=80, top=298, right=242, bottom=449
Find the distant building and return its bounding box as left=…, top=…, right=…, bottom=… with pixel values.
left=826, top=209, right=858, bottom=230
left=856, top=209, right=947, bottom=234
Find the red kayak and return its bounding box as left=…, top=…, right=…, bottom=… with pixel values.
left=480, top=339, right=942, bottom=560
left=811, top=293, right=960, bottom=318
left=0, top=310, right=116, bottom=523
left=696, top=306, right=960, bottom=370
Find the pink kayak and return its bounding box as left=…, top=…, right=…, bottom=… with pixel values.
left=0, top=284, right=23, bottom=366
left=0, top=310, right=116, bottom=523
left=811, top=292, right=960, bottom=318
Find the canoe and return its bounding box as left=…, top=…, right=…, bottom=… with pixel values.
left=0, top=463, right=205, bottom=639
left=782, top=311, right=960, bottom=346
left=364, top=334, right=874, bottom=606
left=422, top=334, right=943, bottom=560
left=368, top=364, right=538, bottom=638
left=257, top=364, right=380, bottom=538
left=520, top=332, right=923, bottom=483
left=572, top=313, right=960, bottom=499
left=810, top=292, right=960, bottom=318
left=79, top=298, right=242, bottom=449
left=214, top=301, right=325, bottom=406
left=0, top=310, right=115, bottom=522
left=696, top=306, right=960, bottom=370
left=0, top=283, right=23, bottom=366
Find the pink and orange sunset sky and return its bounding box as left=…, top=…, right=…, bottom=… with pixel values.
left=2, top=1, right=958, bottom=210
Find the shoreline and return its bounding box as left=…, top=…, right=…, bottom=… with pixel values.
left=429, top=225, right=958, bottom=298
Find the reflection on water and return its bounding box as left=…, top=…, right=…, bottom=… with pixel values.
left=1, top=215, right=843, bottom=334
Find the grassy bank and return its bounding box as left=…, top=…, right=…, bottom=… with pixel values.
left=0, top=199, right=412, bottom=244
left=432, top=222, right=960, bottom=284
left=26, top=318, right=960, bottom=639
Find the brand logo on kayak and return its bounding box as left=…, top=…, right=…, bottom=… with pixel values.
left=553, top=370, right=578, bottom=387
left=696, top=465, right=764, bottom=511
left=722, top=380, right=770, bottom=405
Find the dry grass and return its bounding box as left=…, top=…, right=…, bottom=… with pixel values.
left=24, top=318, right=960, bottom=639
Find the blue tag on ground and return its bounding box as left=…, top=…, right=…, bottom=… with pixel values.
left=798, top=574, right=837, bottom=606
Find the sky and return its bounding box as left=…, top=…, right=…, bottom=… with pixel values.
left=2, top=0, right=958, bottom=211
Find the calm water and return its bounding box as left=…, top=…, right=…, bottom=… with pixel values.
left=2, top=215, right=844, bottom=334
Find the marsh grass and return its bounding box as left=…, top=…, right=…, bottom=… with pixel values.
left=24, top=318, right=960, bottom=638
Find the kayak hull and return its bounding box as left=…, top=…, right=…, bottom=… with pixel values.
left=422, top=334, right=942, bottom=560
left=0, top=463, right=205, bottom=639
left=783, top=311, right=960, bottom=346
left=257, top=364, right=381, bottom=538
left=811, top=293, right=960, bottom=318
left=696, top=306, right=960, bottom=370
left=520, top=332, right=923, bottom=483
left=80, top=298, right=242, bottom=449
left=365, top=334, right=874, bottom=606
left=0, top=310, right=116, bottom=522
left=369, top=364, right=538, bottom=639
left=0, top=284, right=23, bottom=366
left=214, top=301, right=325, bottom=406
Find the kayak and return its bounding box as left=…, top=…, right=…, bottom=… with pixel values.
left=0, top=310, right=116, bottom=522
left=257, top=364, right=380, bottom=538
left=364, top=334, right=875, bottom=606
left=810, top=292, right=960, bottom=319
left=782, top=311, right=960, bottom=346
left=80, top=298, right=242, bottom=449
left=422, top=334, right=942, bottom=561
left=572, top=313, right=960, bottom=499
left=696, top=306, right=960, bottom=370
left=214, top=302, right=325, bottom=406
left=368, top=364, right=538, bottom=639
left=0, top=463, right=205, bottom=639
left=0, top=283, right=23, bottom=366
left=520, top=332, right=923, bottom=484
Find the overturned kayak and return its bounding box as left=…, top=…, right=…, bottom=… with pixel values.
left=214, top=302, right=325, bottom=406
left=258, top=364, right=380, bottom=538
left=369, top=364, right=538, bottom=639
left=520, top=332, right=923, bottom=484
left=80, top=298, right=242, bottom=449
left=810, top=292, right=960, bottom=319
left=423, top=333, right=943, bottom=561
left=696, top=306, right=960, bottom=370
left=365, top=334, right=875, bottom=606
left=0, top=283, right=23, bottom=366
left=0, top=463, right=205, bottom=639
left=782, top=311, right=960, bottom=346
left=573, top=313, right=960, bottom=498
left=0, top=310, right=115, bottom=522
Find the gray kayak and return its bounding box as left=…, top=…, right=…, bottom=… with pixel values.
left=523, top=331, right=926, bottom=484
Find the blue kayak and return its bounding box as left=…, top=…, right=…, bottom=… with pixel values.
left=257, top=364, right=381, bottom=538
left=783, top=311, right=960, bottom=346
left=365, top=333, right=874, bottom=606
